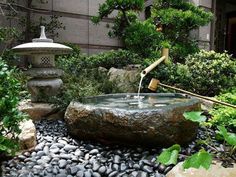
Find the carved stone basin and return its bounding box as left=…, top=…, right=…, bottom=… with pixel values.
left=65, top=93, right=201, bottom=147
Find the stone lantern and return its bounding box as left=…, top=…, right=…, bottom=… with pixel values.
left=12, top=26, right=72, bottom=102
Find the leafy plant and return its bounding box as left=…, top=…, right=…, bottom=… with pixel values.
left=184, top=50, right=236, bottom=96
left=148, top=50, right=236, bottom=97
left=19, top=15, right=65, bottom=41
left=157, top=144, right=181, bottom=165
left=0, top=27, right=19, bottom=65
left=91, top=0, right=144, bottom=38
left=52, top=45, right=125, bottom=110
left=92, top=0, right=212, bottom=60
left=157, top=111, right=236, bottom=170
left=87, top=49, right=142, bottom=69
left=0, top=58, right=26, bottom=156
left=183, top=111, right=206, bottom=123
left=216, top=126, right=236, bottom=156
left=124, top=20, right=163, bottom=57
left=210, top=88, right=236, bottom=129
left=183, top=150, right=212, bottom=170
left=152, top=0, right=213, bottom=62
left=107, top=11, right=138, bottom=38
left=0, top=27, right=18, bottom=43
left=217, top=126, right=236, bottom=147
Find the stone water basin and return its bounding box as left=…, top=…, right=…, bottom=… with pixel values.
left=65, top=93, right=201, bottom=147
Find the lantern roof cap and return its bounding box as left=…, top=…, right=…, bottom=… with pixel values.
left=12, top=26, right=72, bottom=55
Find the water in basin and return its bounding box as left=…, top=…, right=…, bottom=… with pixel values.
left=81, top=93, right=190, bottom=110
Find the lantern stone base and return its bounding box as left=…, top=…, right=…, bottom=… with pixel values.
left=18, top=99, right=64, bottom=121
left=27, top=78, right=63, bottom=102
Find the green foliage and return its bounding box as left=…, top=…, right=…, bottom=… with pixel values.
left=152, top=0, right=213, bottom=62
left=50, top=70, right=110, bottom=110
left=91, top=0, right=147, bottom=57
left=92, top=0, right=212, bottom=60
left=91, top=0, right=144, bottom=25
left=149, top=50, right=236, bottom=97
left=210, top=88, right=236, bottom=128
left=19, top=15, right=65, bottom=40
left=0, top=27, right=18, bottom=43
left=0, top=136, right=19, bottom=155
left=157, top=144, right=181, bottom=165
left=0, top=58, right=26, bottom=155
left=124, top=20, right=163, bottom=57
left=183, top=112, right=206, bottom=123
left=184, top=50, right=236, bottom=96
left=53, top=45, right=126, bottom=110
left=217, top=126, right=236, bottom=146
left=87, top=49, right=142, bottom=69
left=0, top=27, right=19, bottom=64
left=153, top=0, right=212, bottom=29
left=183, top=150, right=212, bottom=170
left=107, top=11, right=138, bottom=38
left=57, top=46, right=141, bottom=70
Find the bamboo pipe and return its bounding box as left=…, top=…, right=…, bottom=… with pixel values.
left=148, top=78, right=236, bottom=109
left=141, top=48, right=169, bottom=77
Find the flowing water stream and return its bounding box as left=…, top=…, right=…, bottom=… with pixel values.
left=137, top=75, right=144, bottom=99
left=136, top=75, right=145, bottom=108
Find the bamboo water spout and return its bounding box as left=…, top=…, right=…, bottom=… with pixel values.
left=148, top=78, right=236, bottom=109
left=141, top=48, right=169, bottom=77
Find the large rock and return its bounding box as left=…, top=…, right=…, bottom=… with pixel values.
left=65, top=93, right=200, bottom=147
left=166, top=162, right=236, bottom=177
left=18, top=120, right=36, bottom=150
left=18, top=99, right=64, bottom=121
left=108, top=67, right=140, bottom=93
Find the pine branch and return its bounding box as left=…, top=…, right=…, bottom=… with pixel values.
left=0, top=2, right=51, bottom=14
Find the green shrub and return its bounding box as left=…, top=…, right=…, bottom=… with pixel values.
left=152, top=0, right=213, bottom=62
left=124, top=20, right=163, bottom=57
left=141, top=58, right=191, bottom=93
left=57, top=45, right=141, bottom=70
left=210, top=88, right=236, bottom=129
left=107, top=11, right=138, bottom=38
left=53, top=46, right=125, bottom=110
left=87, top=49, right=142, bottom=68
left=0, top=58, right=26, bottom=156
left=92, top=0, right=213, bottom=61
left=56, top=44, right=88, bottom=74
left=91, top=0, right=144, bottom=38
left=143, top=50, right=236, bottom=97
left=184, top=50, right=236, bottom=96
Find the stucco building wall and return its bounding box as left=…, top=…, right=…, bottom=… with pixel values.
left=1, top=0, right=236, bottom=55
left=0, top=0, right=122, bottom=55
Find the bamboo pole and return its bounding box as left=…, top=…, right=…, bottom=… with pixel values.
left=141, top=48, right=169, bottom=77
left=148, top=78, right=236, bottom=109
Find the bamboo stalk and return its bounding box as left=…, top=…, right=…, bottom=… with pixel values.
left=141, top=48, right=169, bottom=77
left=141, top=56, right=166, bottom=77
left=159, top=83, right=236, bottom=109
left=148, top=78, right=236, bottom=109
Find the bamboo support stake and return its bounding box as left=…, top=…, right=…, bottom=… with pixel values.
left=148, top=78, right=236, bottom=109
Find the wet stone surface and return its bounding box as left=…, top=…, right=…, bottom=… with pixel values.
left=2, top=120, right=235, bottom=177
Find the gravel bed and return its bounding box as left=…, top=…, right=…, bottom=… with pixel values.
left=1, top=119, right=235, bottom=177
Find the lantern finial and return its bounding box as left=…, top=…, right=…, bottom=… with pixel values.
left=40, top=26, right=47, bottom=39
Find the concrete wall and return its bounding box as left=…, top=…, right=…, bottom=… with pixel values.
left=0, top=0, right=122, bottom=55
left=190, top=0, right=213, bottom=50
left=32, top=0, right=122, bottom=55
left=2, top=0, right=232, bottom=54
